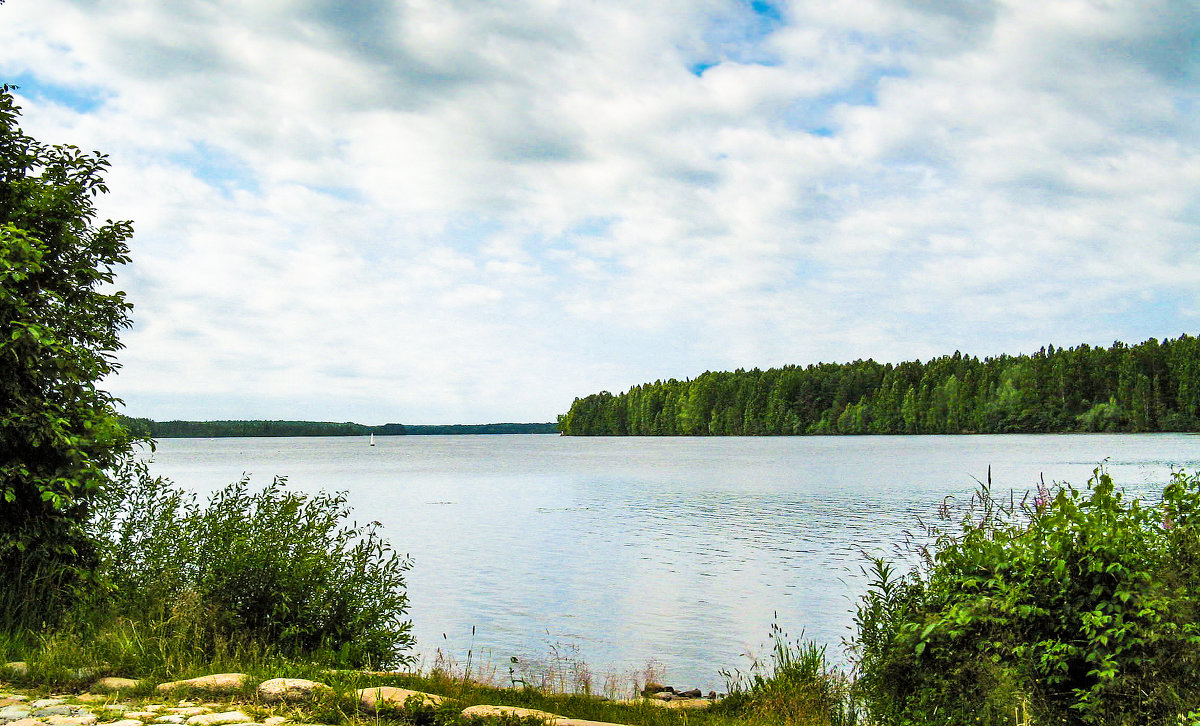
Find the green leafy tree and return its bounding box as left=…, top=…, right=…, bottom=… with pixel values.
left=0, top=84, right=134, bottom=628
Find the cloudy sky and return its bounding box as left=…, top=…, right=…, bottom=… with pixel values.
left=2, top=0, right=1197, bottom=424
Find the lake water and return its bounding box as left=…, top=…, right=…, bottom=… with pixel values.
left=144, top=433, right=1199, bottom=691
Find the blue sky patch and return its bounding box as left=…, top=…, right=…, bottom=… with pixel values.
left=783, top=66, right=910, bottom=134
left=302, top=184, right=363, bottom=203
left=684, top=0, right=787, bottom=75
left=1126, top=295, right=1193, bottom=335
left=8, top=71, right=108, bottom=113
left=568, top=217, right=617, bottom=238
left=169, top=142, right=259, bottom=196
left=749, top=1, right=784, bottom=23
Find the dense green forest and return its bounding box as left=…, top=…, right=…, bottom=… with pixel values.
left=558, top=335, right=1200, bottom=436
left=403, top=422, right=558, bottom=435
left=120, top=418, right=557, bottom=438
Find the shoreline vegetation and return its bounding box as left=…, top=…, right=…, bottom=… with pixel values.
left=5, top=466, right=1200, bottom=725
left=0, top=660, right=831, bottom=726
left=558, top=335, right=1200, bottom=436
left=117, top=419, right=559, bottom=438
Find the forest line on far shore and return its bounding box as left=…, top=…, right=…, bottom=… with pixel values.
left=558, top=335, right=1200, bottom=436
left=119, top=418, right=558, bottom=438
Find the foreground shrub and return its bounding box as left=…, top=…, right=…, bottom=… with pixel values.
left=85, top=458, right=414, bottom=668
left=851, top=468, right=1200, bottom=725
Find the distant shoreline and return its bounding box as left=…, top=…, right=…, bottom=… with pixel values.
left=119, top=416, right=559, bottom=438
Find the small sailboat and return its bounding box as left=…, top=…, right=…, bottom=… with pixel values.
left=369, top=433, right=376, bottom=446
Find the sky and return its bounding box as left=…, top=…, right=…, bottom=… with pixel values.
left=1, top=0, right=1197, bottom=424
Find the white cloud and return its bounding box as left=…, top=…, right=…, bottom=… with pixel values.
left=2, top=0, right=1196, bottom=422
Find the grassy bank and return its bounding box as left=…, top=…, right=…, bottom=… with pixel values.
left=0, top=624, right=859, bottom=720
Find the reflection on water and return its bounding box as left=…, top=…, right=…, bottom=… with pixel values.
left=147, top=433, right=1199, bottom=690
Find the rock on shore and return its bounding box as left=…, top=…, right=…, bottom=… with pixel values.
left=354, top=686, right=445, bottom=713
left=155, top=676, right=250, bottom=695
left=254, top=681, right=327, bottom=704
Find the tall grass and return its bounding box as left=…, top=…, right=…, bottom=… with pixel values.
left=0, top=559, right=74, bottom=637
left=717, top=624, right=858, bottom=726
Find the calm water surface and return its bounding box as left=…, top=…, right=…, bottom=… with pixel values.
left=146, top=434, right=1199, bottom=690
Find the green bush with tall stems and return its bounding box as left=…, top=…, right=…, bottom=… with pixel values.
left=851, top=468, right=1200, bottom=726
left=66, top=456, right=417, bottom=673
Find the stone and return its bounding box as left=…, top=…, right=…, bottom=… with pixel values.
left=651, top=698, right=712, bottom=710
left=262, top=718, right=287, bottom=726
left=0, top=706, right=32, bottom=720
left=461, top=705, right=559, bottom=721
left=34, top=706, right=75, bottom=717
left=94, top=679, right=141, bottom=694
left=165, top=709, right=208, bottom=716
left=1, top=664, right=28, bottom=678
left=31, top=700, right=66, bottom=708
left=7, top=718, right=42, bottom=726
left=677, top=688, right=702, bottom=698
left=184, top=712, right=253, bottom=726
left=355, top=687, right=445, bottom=712
left=459, top=705, right=625, bottom=726
left=255, top=679, right=328, bottom=703
left=122, top=712, right=158, bottom=719
left=154, top=717, right=184, bottom=724
left=46, top=715, right=99, bottom=726
left=100, top=721, right=146, bottom=726
left=156, top=675, right=250, bottom=695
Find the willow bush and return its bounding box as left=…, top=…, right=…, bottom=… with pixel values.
left=85, top=458, right=415, bottom=668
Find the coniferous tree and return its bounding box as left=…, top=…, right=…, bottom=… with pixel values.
left=559, top=336, right=1200, bottom=436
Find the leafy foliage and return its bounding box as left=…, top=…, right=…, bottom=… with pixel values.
left=87, top=459, right=415, bottom=668
left=851, top=469, right=1200, bottom=725
left=0, top=84, right=134, bottom=628
left=558, top=336, right=1200, bottom=435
